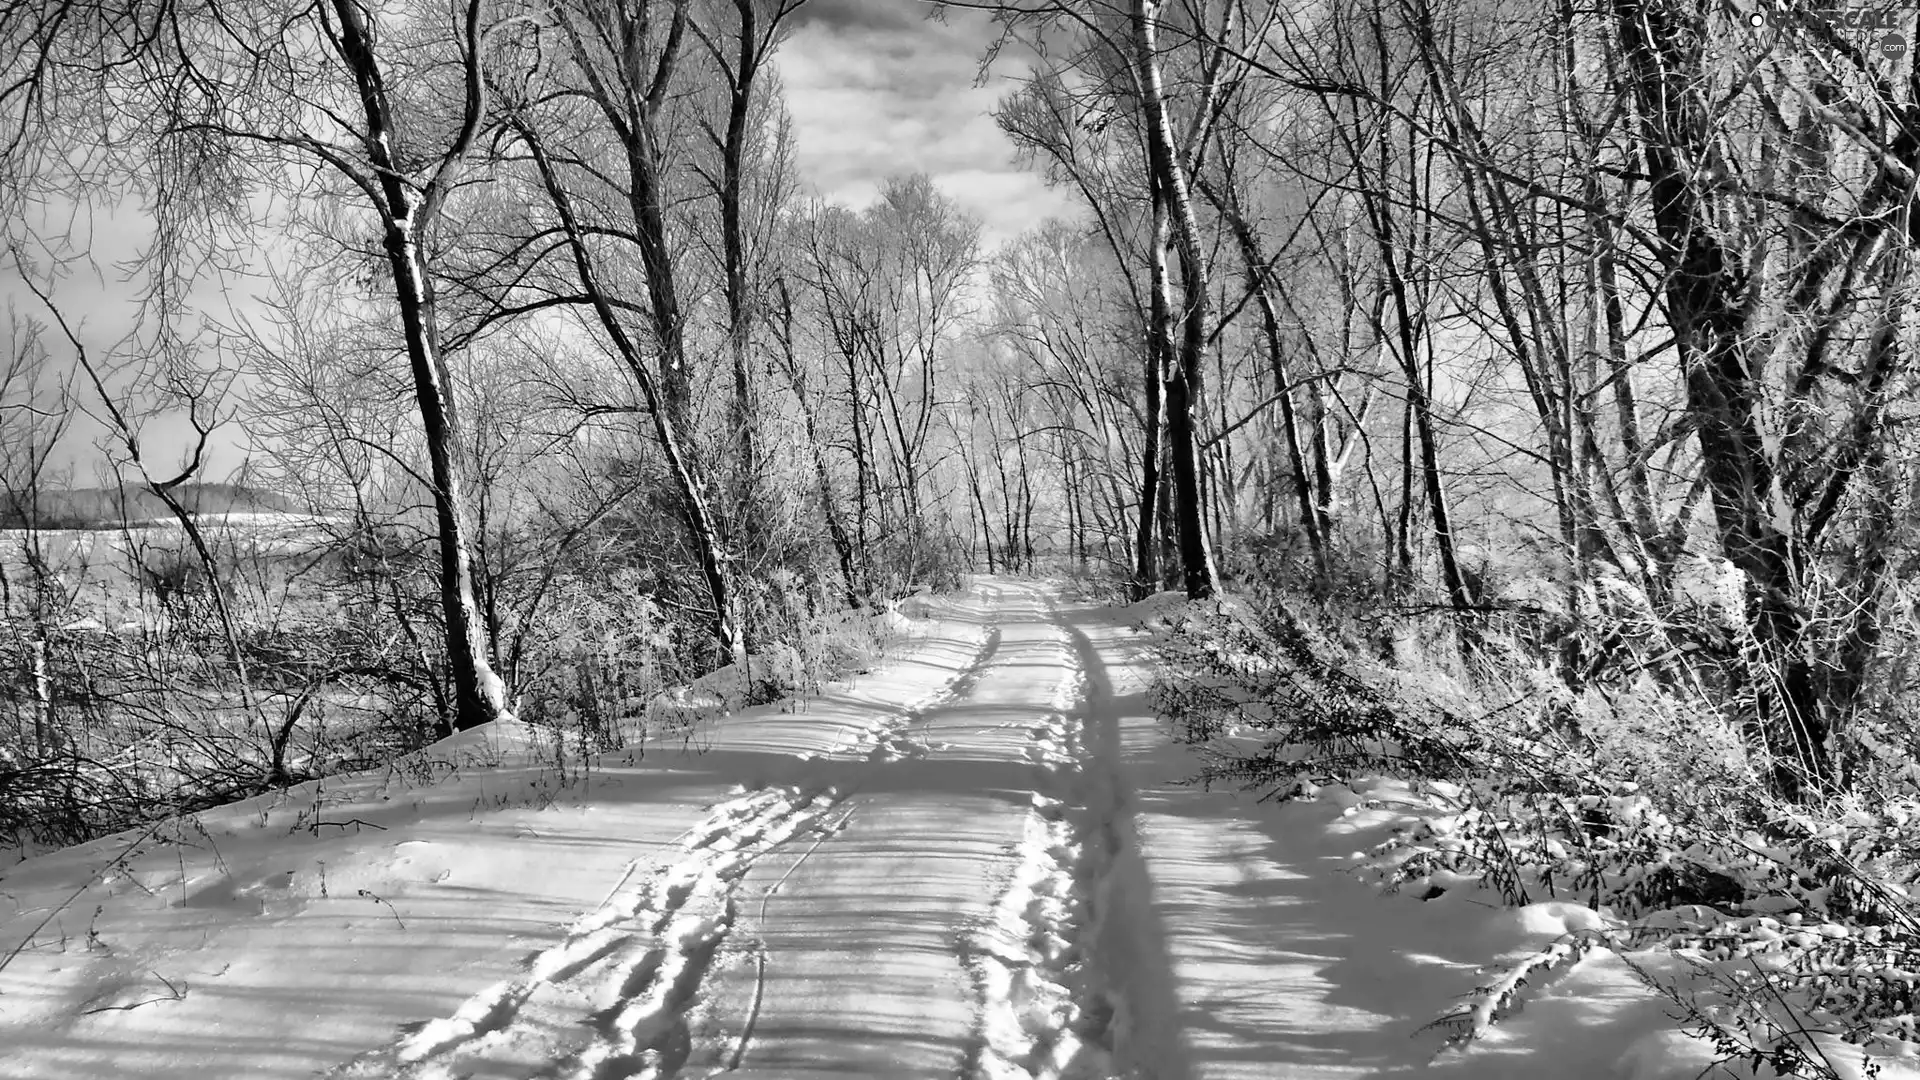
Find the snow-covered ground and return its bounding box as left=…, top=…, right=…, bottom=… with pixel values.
left=0, top=512, right=345, bottom=557
left=2, top=577, right=1900, bottom=1078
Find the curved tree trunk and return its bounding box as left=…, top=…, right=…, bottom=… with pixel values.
left=385, top=225, right=512, bottom=732
left=519, top=119, right=742, bottom=669
left=326, top=0, right=508, bottom=733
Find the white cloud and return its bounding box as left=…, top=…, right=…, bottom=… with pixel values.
left=776, top=3, right=1078, bottom=245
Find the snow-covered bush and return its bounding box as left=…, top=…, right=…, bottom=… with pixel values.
left=513, top=569, right=675, bottom=750
left=1155, top=582, right=1920, bottom=1074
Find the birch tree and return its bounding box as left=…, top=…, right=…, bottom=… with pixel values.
left=124, top=0, right=517, bottom=732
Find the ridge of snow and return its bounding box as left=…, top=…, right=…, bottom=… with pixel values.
left=964, top=630, right=1118, bottom=1080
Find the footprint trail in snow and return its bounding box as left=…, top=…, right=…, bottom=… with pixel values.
left=326, top=783, right=850, bottom=1080
left=963, top=610, right=1126, bottom=1080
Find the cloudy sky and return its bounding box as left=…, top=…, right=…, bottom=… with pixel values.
left=777, top=0, right=1077, bottom=242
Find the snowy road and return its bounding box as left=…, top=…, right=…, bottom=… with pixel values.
left=319, top=579, right=1150, bottom=1079
left=0, top=577, right=1758, bottom=1079
left=0, top=579, right=1190, bottom=1079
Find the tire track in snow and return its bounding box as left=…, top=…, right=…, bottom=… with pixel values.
left=558, top=613, right=1002, bottom=1079
left=825, top=625, right=1002, bottom=766
left=329, top=609, right=1005, bottom=1080
left=678, top=611, right=1010, bottom=1076
left=327, top=784, right=851, bottom=1080
left=550, top=785, right=846, bottom=1080
left=961, top=613, right=1125, bottom=1080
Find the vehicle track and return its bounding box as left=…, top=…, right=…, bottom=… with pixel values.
left=329, top=617, right=1006, bottom=1080
left=961, top=607, right=1124, bottom=1080
left=804, top=626, right=1002, bottom=765
left=324, top=784, right=847, bottom=1080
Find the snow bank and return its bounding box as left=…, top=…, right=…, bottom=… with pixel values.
left=642, top=599, right=930, bottom=736
left=1111, top=590, right=1188, bottom=628
left=641, top=649, right=803, bottom=733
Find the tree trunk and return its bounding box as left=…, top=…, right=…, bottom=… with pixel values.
left=387, top=224, right=510, bottom=732
left=774, top=282, right=863, bottom=606
left=1393, top=396, right=1416, bottom=595
left=719, top=0, right=761, bottom=529
left=1131, top=169, right=1171, bottom=601
left=1131, top=0, right=1220, bottom=600
left=1359, top=111, right=1471, bottom=612
left=1214, top=194, right=1326, bottom=578
left=30, top=636, right=51, bottom=754
left=970, top=459, right=996, bottom=573
left=627, top=121, right=692, bottom=434
left=521, top=123, right=742, bottom=667
left=320, top=0, right=510, bottom=734
left=1610, top=0, right=1817, bottom=788
left=1132, top=269, right=1167, bottom=597
left=841, top=341, right=875, bottom=571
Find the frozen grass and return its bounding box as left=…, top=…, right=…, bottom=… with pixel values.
left=1152, top=590, right=1920, bottom=1079
left=1, top=520, right=919, bottom=860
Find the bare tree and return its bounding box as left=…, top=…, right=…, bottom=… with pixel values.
left=997, top=61, right=1167, bottom=595
left=794, top=178, right=978, bottom=589
left=496, top=0, right=749, bottom=663
left=105, top=0, right=522, bottom=732
left=691, top=0, right=810, bottom=516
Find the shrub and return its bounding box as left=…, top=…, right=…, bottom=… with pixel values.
left=513, top=569, right=675, bottom=751
left=1156, top=577, right=1920, bottom=1072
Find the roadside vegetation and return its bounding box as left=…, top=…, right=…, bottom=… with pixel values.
left=1155, top=547, right=1920, bottom=1075
left=0, top=484, right=909, bottom=854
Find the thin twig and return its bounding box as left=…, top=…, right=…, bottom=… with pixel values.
left=81, top=970, right=188, bottom=1014
left=356, top=888, right=405, bottom=930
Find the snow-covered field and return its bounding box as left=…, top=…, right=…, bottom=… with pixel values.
left=2, top=577, right=1900, bottom=1078
left=0, top=512, right=344, bottom=561
left=0, top=512, right=344, bottom=627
